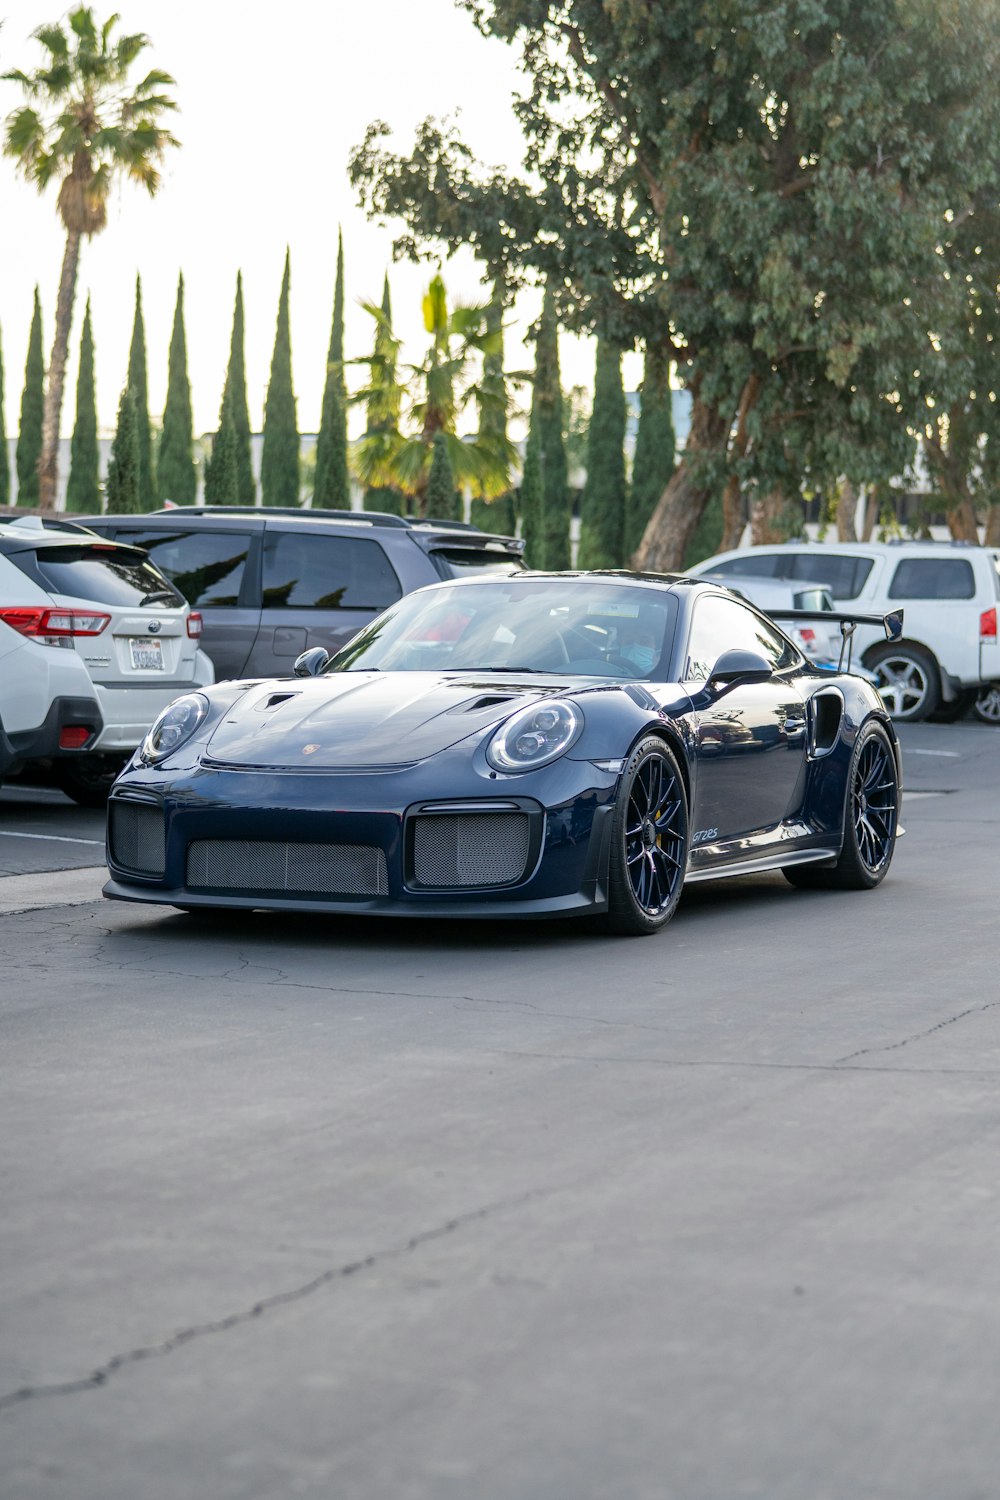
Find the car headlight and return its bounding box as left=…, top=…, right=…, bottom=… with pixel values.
left=140, top=693, right=209, bottom=764
left=486, top=699, right=583, bottom=773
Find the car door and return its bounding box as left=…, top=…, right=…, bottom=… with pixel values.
left=683, top=594, right=809, bottom=843
left=97, top=525, right=260, bottom=680
left=244, top=527, right=404, bottom=676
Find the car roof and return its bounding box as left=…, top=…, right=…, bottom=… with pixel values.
left=0, top=519, right=136, bottom=553
left=82, top=506, right=523, bottom=548
left=700, top=539, right=999, bottom=560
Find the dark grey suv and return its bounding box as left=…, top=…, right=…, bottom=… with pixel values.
left=81, top=508, right=525, bottom=680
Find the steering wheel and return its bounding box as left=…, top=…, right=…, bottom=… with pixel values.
left=605, top=655, right=644, bottom=678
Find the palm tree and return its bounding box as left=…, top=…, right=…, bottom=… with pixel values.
left=352, top=274, right=517, bottom=516
left=3, top=8, right=179, bottom=510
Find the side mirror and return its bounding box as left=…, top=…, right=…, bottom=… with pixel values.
left=709, top=649, right=773, bottom=687
left=293, top=647, right=330, bottom=678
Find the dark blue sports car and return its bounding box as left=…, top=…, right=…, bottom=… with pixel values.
left=104, top=571, right=903, bottom=935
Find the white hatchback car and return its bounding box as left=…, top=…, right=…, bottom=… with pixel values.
left=0, top=517, right=213, bottom=802
left=688, top=540, right=1000, bottom=720
left=0, top=615, right=103, bottom=786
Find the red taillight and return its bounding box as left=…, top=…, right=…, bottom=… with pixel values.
left=186, top=611, right=203, bottom=639
left=59, top=725, right=94, bottom=750
left=798, top=628, right=816, bottom=642
left=0, top=607, right=110, bottom=637
left=980, top=607, right=997, bottom=641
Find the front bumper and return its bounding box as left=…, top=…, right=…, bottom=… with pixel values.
left=104, top=753, right=619, bottom=921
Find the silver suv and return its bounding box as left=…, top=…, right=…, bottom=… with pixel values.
left=689, top=540, right=1000, bottom=720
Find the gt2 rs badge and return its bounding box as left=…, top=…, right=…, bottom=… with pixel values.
left=692, top=828, right=718, bottom=845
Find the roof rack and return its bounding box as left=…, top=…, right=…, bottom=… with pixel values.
left=159, top=505, right=415, bottom=529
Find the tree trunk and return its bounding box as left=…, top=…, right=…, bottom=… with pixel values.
left=860, top=485, right=880, bottom=541
left=38, top=229, right=82, bottom=513
left=750, top=488, right=787, bottom=544
left=632, top=395, right=728, bottom=572
left=720, top=474, right=745, bottom=551
left=836, top=479, right=858, bottom=541
left=945, top=496, right=980, bottom=542
left=985, top=504, right=1000, bottom=546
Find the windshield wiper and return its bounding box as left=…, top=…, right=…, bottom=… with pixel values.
left=139, top=590, right=178, bottom=606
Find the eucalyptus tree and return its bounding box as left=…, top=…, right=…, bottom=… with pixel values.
left=3, top=7, right=178, bottom=511
left=351, top=0, right=1000, bottom=569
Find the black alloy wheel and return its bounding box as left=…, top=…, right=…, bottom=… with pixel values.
left=784, top=720, right=899, bottom=891
left=55, top=755, right=126, bottom=808
left=606, top=736, right=688, bottom=935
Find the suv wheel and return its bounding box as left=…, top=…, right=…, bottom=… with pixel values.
left=867, top=642, right=940, bottom=721
left=973, top=681, right=1000, bottom=725
left=55, top=755, right=126, bottom=808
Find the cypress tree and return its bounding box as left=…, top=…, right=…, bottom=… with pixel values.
left=105, top=386, right=142, bottom=513
left=518, top=429, right=543, bottom=567
left=627, top=341, right=675, bottom=559
left=364, top=273, right=404, bottom=516
left=470, top=293, right=517, bottom=537
left=229, top=273, right=255, bottom=502
left=425, top=431, right=459, bottom=520
left=313, top=229, right=350, bottom=508
left=0, top=325, right=9, bottom=508
left=66, top=298, right=100, bottom=514
left=16, top=288, right=44, bottom=507
left=536, top=290, right=570, bottom=567
left=203, top=381, right=239, bottom=504
left=158, top=273, right=196, bottom=505
left=261, top=249, right=300, bottom=507
left=577, top=337, right=627, bottom=569
left=127, top=274, right=156, bottom=509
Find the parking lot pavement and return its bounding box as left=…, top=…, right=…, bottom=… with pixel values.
left=0, top=783, right=105, bottom=876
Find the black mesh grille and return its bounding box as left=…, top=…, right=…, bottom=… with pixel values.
left=108, top=801, right=165, bottom=877
left=412, top=813, right=530, bottom=888
left=186, top=840, right=388, bottom=897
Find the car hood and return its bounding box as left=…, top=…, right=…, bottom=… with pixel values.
left=204, top=671, right=584, bottom=769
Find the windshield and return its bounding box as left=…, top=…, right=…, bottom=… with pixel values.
left=326, top=579, right=678, bottom=678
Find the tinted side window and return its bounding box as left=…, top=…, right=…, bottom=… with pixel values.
left=262, top=533, right=403, bottom=609
left=787, top=553, right=874, bottom=599
left=685, top=595, right=798, bottom=681
left=888, top=558, right=975, bottom=600
left=706, top=554, right=782, bottom=579
left=110, top=529, right=249, bottom=606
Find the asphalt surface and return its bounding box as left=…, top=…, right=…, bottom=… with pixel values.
left=1, top=721, right=998, bottom=1500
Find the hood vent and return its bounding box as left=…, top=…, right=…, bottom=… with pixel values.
left=257, top=692, right=300, bottom=712
left=467, top=695, right=515, bottom=712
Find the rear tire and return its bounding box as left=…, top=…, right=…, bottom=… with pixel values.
left=784, top=720, right=899, bottom=891
left=867, top=643, right=940, bottom=721
left=605, top=737, right=688, bottom=935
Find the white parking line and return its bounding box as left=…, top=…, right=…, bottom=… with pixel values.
left=0, top=831, right=104, bottom=846
left=909, top=749, right=959, bottom=757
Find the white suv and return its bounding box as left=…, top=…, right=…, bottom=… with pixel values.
left=688, top=540, right=1000, bottom=720
left=0, top=616, right=104, bottom=788
left=0, top=517, right=214, bottom=802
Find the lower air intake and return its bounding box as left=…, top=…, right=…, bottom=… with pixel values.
left=412, top=812, right=530, bottom=888
left=109, top=800, right=164, bottom=876
left=187, top=840, right=388, bottom=897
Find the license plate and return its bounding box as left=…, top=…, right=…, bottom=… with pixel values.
left=128, top=638, right=164, bottom=671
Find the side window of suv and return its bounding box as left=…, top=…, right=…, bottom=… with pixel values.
left=787, top=553, right=874, bottom=599
left=110, top=529, right=249, bottom=607
left=705, top=554, right=782, bottom=579
left=261, top=533, right=403, bottom=610
left=888, top=558, right=975, bottom=600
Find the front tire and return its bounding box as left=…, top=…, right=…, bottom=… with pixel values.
left=972, top=682, right=1000, bottom=725
left=867, top=642, right=940, bottom=721
left=784, top=720, right=899, bottom=891
left=605, top=737, right=688, bottom=935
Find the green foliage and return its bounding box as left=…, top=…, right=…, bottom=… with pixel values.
left=314, top=229, right=350, bottom=508
left=470, top=289, right=517, bottom=536
left=66, top=297, right=99, bottom=513
left=352, top=273, right=516, bottom=515
left=352, top=0, right=1000, bottom=566
left=0, top=325, right=9, bottom=508
left=158, top=272, right=196, bottom=506
left=424, top=429, right=460, bottom=520
left=682, top=493, right=724, bottom=570
left=214, top=271, right=254, bottom=503
left=203, top=381, right=239, bottom=505
left=16, top=288, right=43, bottom=506
left=577, top=338, right=626, bottom=570
left=105, top=384, right=141, bottom=513
left=535, top=289, right=570, bottom=569
left=362, top=274, right=405, bottom=515
left=127, top=274, right=156, bottom=509
left=628, top=343, right=675, bottom=558
left=261, top=249, right=300, bottom=507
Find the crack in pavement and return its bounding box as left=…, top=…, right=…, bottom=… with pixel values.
left=834, top=999, right=1000, bottom=1064
left=0, top=1184, right=554, bottom=1416
left=486, top=1047, right=1000, bottom=1079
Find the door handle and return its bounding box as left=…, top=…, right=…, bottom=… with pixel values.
left=783, top=717, right=806, bottom=738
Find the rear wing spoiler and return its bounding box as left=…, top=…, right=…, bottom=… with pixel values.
left=767, top=608, right=904, bottom=673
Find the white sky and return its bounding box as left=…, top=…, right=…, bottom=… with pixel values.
left=0, top=0, right=636, bottom=440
